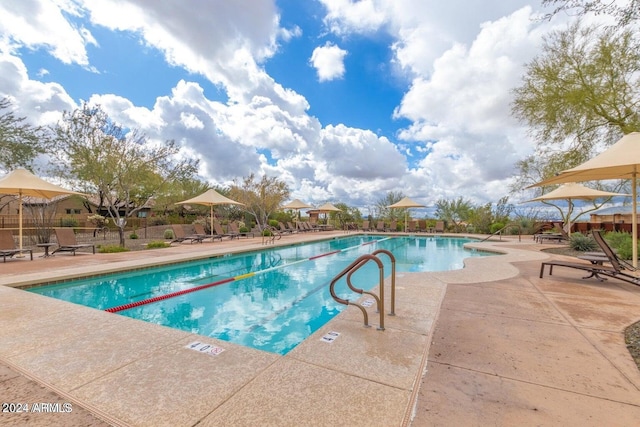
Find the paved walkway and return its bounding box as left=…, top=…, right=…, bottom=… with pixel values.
left=1, top=234, right=640, bottom=426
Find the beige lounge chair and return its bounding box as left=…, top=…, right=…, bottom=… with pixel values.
left=0, top=229, right=33, bottom=262
left=434, top=221, right=445, bottom=233
left=375, top=221, right=386, bottom=232
left=52, top=228, right=95, bottom=255
left=386, top=220, right=397, bottom=232
left=360, top=220, right=371, bottom=231
left=407, top=221, right=417, bottom=232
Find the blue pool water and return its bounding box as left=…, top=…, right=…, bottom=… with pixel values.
left=29, top=235, right=494, bottom=354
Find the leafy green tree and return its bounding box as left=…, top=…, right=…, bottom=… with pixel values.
left=541, top=0, right=639, bottom=27
left=0, top=97, right=47, bottom=170
left=51, top=103, right=198, bottom=246
left=434, top=197, right=473, bottom=232
left=511, top=22, right=640, bottom=192
left=229, top=174, right=289, bottom=231
left=333, top=202, right=363, bottom=229
left=375, top=191, right=405, bottom=221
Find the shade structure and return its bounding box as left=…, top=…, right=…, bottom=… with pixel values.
left=282, top=198, right=313, bottom=222
left=282, top=199, right=313, bottom=210
left=525, top=182, right=629, bottom=235
left=0, top=168, right=81, bottom=251
left=176, top=189, right=244, bottom=237
left=316, top=202, right=341, bottom=226
left=387, top=197, right=425, bottom=232
left=529, top=132, right=640, bottom=267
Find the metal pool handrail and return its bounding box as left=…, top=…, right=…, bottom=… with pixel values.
left=329, top=252, right=395, bottom=331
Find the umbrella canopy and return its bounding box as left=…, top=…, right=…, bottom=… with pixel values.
left=0, top=168, right=81, bottom=250
left=388, top=197, right=425, bottom=232
left=176, top=189, right=243, bottom=236
left=529, top=132, right=640, bottom=266
left=282, top=198, right=313, bottom=222
left=525, top=182, right=629, bottom=234
left=316, top=202, right=341, bottom=212
left=282, top=199, right=313, bottom=210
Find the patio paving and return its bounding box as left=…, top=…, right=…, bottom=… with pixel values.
left=1, top=233, right=639, bottom=426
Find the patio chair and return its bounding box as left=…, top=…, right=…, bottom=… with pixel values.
left=407, top=221, right=417, bottom=232
left=213, top=221, right=238, bottom=239
left=0, top=229, right=33, bottom=262
left=360, top=220, right=371, bottom=232
left=52, top=228, right=95, bottom=255
left=287, top=222, right=299, bottom=233
left=192, top=223, right=222, bottom=242
left=375, top=221, right=386, bottom=232
left=278, top=222, right=293, bottom=235
left=386, top=220, right=397, bottom=232
left=229, top=222, right=252, bottom=238
left=539, top=230, right=640, bottom=287
left=434, top=221, right=445, bottom=233
left=169, top=224, right=205, bottom=244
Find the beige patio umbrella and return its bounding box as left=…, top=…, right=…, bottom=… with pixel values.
left=282, top=198, right=312, bottom=221
left=176, top=189, right=244, bottom=237
left=525, top=182, right=629, bottom=235
left=529, top=132, right=640, bottom=266
left=0, top=168, right=81, bottom=251
left=388, top=197, right=425, bottom=232
left=316, top=202, right=341, bottom=226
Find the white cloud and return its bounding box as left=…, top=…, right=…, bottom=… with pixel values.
left=0, top=0, right=586, bottom=211
left=309, top=42, right=348, bottom=82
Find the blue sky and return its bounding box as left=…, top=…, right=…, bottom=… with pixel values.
left=0, top=0, right=575, bottom=214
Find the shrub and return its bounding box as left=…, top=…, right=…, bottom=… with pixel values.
left=146, top=240, right=170, bottom=249
left=262, top=229, right=272, bottom=236
left=149, top=217, right=168, bottom=226
left=489, top=222, right=505, bottom=234
left=268, top=219, right=279, bottom=227
left=164, top=229, right=175, bottom=239
left=604, top=231, right=636, bottom=260
left=239, top=226, right=250, bottom=233
left=129, top=232, right=139, bottom=239
left=98, top=245, right=130, bottom=253
left=60, top=218, right=79, bottom=228
left=569, top=233, right=598, bottom=252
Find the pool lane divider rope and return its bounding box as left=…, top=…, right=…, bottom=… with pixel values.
left=104, top=236, right=394, bottom=313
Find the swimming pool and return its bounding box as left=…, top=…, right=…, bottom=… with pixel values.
left=29, top=235, right=494, bottom=354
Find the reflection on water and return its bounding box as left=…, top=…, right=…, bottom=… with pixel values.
left=29, top=236, right=494, bottom=354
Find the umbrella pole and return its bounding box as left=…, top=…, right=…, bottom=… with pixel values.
left=18, top=191, right=23, bottom=251
left=210, top=205, right=214, bottom=238
left=633, top=172, right=638, bottom=268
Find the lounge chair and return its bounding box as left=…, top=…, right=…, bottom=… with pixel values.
left=360, top=220, right=371, bottom=232
left=278, top=222, right=293, bottom=235
left=407, top=221, right=417, bottom=233
left=375, top=221, right=386, bottom=232
left=193, top=223, right=223, bottom=242
left=52, top=228, right=95, bottom=255
left=539, top=230, right=640, bottom=286
left=170, top=224, right=205, bottom=244
left=434, top=221, right=445, bottom=233
left=417, top=220, right=428, bottom=232
left=0, top=229, right=33, bottom=262
left=229, top=222, right=252, bottom=238
left=287, top=222, right=299, bottom=233
left=213, top=221, right=238, bottom=239
left=386, top=220, right=397, bottom=232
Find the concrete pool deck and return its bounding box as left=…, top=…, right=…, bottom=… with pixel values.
left=1, top=232, right=640, bottom=426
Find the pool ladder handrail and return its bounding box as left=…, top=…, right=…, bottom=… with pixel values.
left=262, top=226, right=282, bottom=245
left=329, top=250, right=396, bottom=330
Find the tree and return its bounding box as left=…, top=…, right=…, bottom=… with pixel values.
left=51, top=103, right=198, bottom=246
left=434, top=197, right=473, bottom=232
left=511, top=22, right=640, bottom=192
left=375, top=191, right=405, bottom=220
left=0, top=97, right=47, bottom=171
left=541, top=0, right=640, bottom=27
left=228, top=174, right=289, bottom=231
left=333, top=202, right=363, bottom=229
